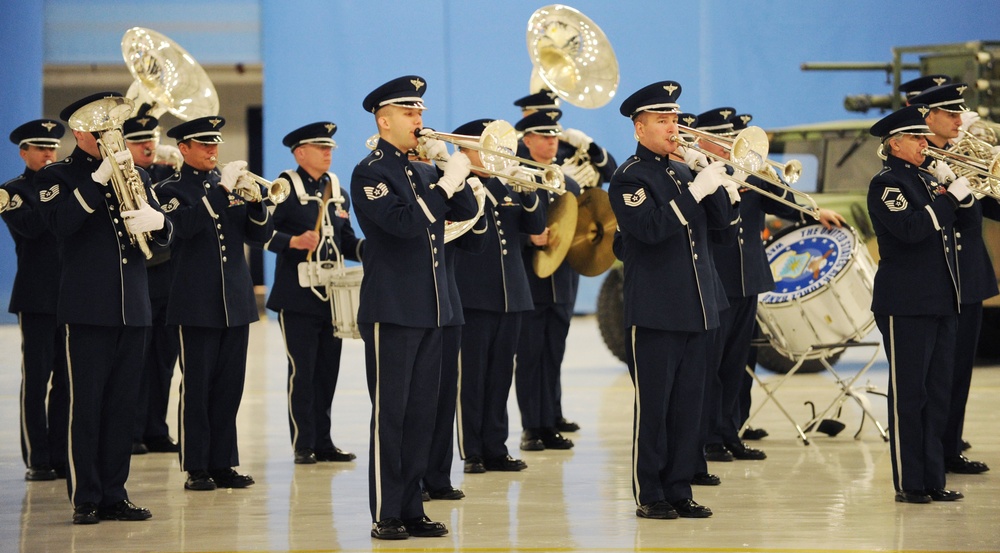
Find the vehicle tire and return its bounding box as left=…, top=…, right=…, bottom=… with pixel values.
left=597, top=266, right=628, bottom=364
left=975, top=308, right=1000, bottom=361
left=755, top=344, right=839, bottom=374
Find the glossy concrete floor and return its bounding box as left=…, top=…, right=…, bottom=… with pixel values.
left=1, top=316, right=998, bottom=553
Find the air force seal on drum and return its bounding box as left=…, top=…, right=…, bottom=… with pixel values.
left=881, top=187, right=907, bottom=212
left=364, top=182, right=390, bottom=201
left=623, top=189, right=646, bottom=207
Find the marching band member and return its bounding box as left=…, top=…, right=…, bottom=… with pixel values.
left=350, top=75, right=478, bottom=540
left=120, top=106, right=181, bottom=455
left=451, top=119, right=544, bottom=475
left=899, top=74, right=952, bottom=102
left=514, top=109, right=580, bottom=453
left=867, top=104, right=967, bottom=504
left=157, top=116, right=273, bottom=492
left=266, top=121, right=362, bottom=465
left=3, top=119, right=69, bottom=482
left=908, top=84, right=995, bottom=475
left=609, top=81, right=736, bottom=520
left=35, top=92, right=172, bottom=524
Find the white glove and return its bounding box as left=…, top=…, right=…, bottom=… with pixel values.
left=435, top=151, right=471, bottom=198
left=931, top=160, right=956, bottom=184
left=959, top=111, right=981, bottom=133
left=682, top=147, right=709, bottom=171
left=421, top=137, right=450, bottom=163
left=721, top=180, right=742, bottom=204
left=233, top=177, right=262, bottom=202
left=561, top=128, right=593, bottom=150
left=91, top=150, right=133, bottom=184
left=947, top=176, right=972, bottom=202
left=220, top=160, right=248, bottom=191
left=121, top=199, right=165, bottom=234
left=155, top=144, right=182, bottom=167
left=689, top=160, right=727, bottom=202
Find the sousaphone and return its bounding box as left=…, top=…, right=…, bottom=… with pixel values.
left=121, top=27, right=220, bottom=120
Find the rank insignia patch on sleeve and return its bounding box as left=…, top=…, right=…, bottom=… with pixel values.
left=623, top=189, right=646, bottom=207
left=364, top=182, right=389, bottom=200
left=881, top=187, right=907, bottom=212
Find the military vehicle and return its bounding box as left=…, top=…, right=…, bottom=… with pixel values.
left=597, top=41, right=1000, bottom=372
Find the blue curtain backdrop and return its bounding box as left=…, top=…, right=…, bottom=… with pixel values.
left=0, top=0, right=996, bottom=320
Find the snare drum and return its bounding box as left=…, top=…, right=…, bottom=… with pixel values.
left=329, top=265, right=363, bottom=339
left=756, top=223, right=877, bottom=359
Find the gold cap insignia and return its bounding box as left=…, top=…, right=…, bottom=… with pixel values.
left=209, top=118, right=223, bottom=128
left=41, top=121, right=57, bottom=132
left=411, top=78, right=425, bottom=91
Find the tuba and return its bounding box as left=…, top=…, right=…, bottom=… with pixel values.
left=67, top=95, right=154, bottom=259
left=527, top=4, right=618, bottom=189
left=121, top=27, right=220, bottom=121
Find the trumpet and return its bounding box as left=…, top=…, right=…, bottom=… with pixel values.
left=674, top=125, right=820, bottom=219
left=218, top=162, right=291, bottom=204
left=921, top=146, right=1000, bottom=200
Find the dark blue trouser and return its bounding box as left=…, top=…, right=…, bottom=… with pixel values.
left=361, top=322, right=440, bottom=523
left=876, top=314, right=956, bottom=492
left=424, top=324, right=461, bottom=491
left=18, top=312, right=68, bottom=472
left=178, top=324, right=249, bottom=472
left=628, top=325, right=708, bottom=506
left=134, top=265, right=179, bottom=443
left=279, top=309, right=343, bottom=453
left=65, top=324, right=145, bottom=508
left=942, top=302, right=981, bottom=457
left=515, top=304, right=570, bottom=430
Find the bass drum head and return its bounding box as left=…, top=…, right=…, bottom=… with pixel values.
left=759, top=221, right=859, bottom=305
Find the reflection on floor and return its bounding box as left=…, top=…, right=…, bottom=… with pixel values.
left=1, top=316, right=998, bottom=552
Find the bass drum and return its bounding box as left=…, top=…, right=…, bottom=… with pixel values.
left=756, top=222, right=877, bottom=369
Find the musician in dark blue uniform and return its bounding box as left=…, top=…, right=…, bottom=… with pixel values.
left=35, top=92, right=173, bottom=524
left=121, top=106, right=182, bottom=455
left=867, top=105, right=968, bottom=504
left=609, top=81, right=737, bottom=520
left=513, top=109, right=581, bottom=452
left=449, top=119, right=545, bottom=475
left=3, top=119, right=69, bottom=482
left=266, top=121, right=362, bottom=465
left=157, top=116, right=273, bottom=492
left=350, top=75, right=478, bottom=540
left=689, top=108, right=847, bottom=475
left=909, top=84, right=995, bottom=475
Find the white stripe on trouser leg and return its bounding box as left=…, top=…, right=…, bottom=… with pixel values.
left=18, top=314, right=32, bottom=467
left=456, top=346, right=466, bottom=459
left=279, top=311, right=301, bottom=450
left=888, top=316, right=904, bottom=488
left=65, top=325, right=77, bottom=507
left=373, top=323, right=383, bottom=520
left=178, top=325, right=186, bottom=470
left=630, top=326, right=642, bottom=504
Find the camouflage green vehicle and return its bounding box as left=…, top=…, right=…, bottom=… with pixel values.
left=597, top=41, right=1000, bottom=372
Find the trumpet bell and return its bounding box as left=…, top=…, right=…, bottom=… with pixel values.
left=527, top=4, right=618, bottom=109
left=122, top=27, right=219, bottom=120
left=67, top=96, right=135, bottom=133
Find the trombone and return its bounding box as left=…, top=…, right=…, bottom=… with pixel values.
left=416, top=120, right=567, bottom=195
left=674, top=125, right=820, bottom=219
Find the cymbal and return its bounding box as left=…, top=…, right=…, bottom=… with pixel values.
left=533, top=192, right=579, bottom=278
left=566, top=188, right=618, bottom=276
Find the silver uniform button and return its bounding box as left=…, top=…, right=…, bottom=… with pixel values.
left=502, top=249, right=508, bottom=255
left=434, top=261, right=439, bottom=267
left=114, top=218, right=120, bottom=224
left=433, top=247, right=438, bottom=254
left=217, top=224, right=222, bottom=229
left=431, top=234, right=436, bottom=240
left=693, top=254, right=699, bottom=260
left=739, top=238, right=744, bottom=245
left=501, top=239, right=507, bottom=245
left=221, top=245, right=227, bottom=251
left=219, top=235, right=225, bottom=240
left=496, top=220, right=502, bottom=226
left=118, top=231, right=123, bottom=237
left=122, top=258, right=128, bottom=264
left=498, top=229, right=504, bottom=235
left=223, top=256, right=228, bottom=262
left=106, top=193, right=112, bottom=198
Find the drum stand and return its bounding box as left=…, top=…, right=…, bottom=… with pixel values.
left=741, top=340, right=889, bottom=445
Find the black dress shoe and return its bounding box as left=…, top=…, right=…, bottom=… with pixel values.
left=520, top=429, right=545, bottom=451
left=741, top=426, right=769, bottom=440
left=371, top=517, right=408, bottom=540
left=98, top=499, right=152, bottom=521
left=556, top=417, right=580, bottom=433
left=315, top=447, right=357, bottom=462
left=945, top=455, right=990, bottom=474
left=894, top=490, right=932, bottom=504
left=73, top=503, right=99, bottom=525
left=669, top=498, right=713, bottom=518
left=540, top=428, right=574, bottom=449
left=131, top=442, right=148, bottom=455
left=726, top=441, right=767, bottom=460
left=25, top=466, right=57, bottom=481
left=692, top=472, right=721, bottom=486
left=635, top=501, right=678, bottom=519
left=464, top=457, right=486, bottom=474
left=185, top=470, right=217, bottom=491
left=428, top=486, right=465, bottom=500
left=294, top=448, right=317, bottom=464
left=927, top=488, right=964, bottom=501
left=403, top=515, right=448, bottom=537
left=143, top=435, right=180, bottom=453
left=421, top=490, right=430, bottom=502
left=483, top=455, right=527, bottom=472
left=704, top=443, right=734, bottom=462
left=210, top=468, right=255, bottom=488
left=961, top=439, right=971, bottom=451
